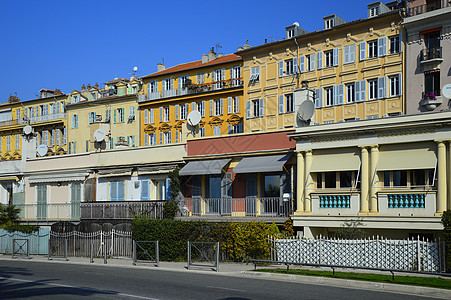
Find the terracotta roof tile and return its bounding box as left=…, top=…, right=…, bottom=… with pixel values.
left=142, top=54, right=242, bottom=79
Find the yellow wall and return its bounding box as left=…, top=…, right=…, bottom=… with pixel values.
left=239, top=12, right=403, bottom=131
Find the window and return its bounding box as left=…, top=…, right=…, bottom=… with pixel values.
left=424, top=71, right=440, bottom=96
left=199, top=127, right=205, bottom=137
left=389, top=75, right=401, bottom=97
left=346, top=83, right=355, bottom=103
left=178, top=75, right=189, bottom=89
left=368, top=40, right=378, bottom=58
left=344, top=44, right=356, bottom=64
left=132, top=86, right=137, bottom=94
left=389, top=35, right=400, bottom=54
left=231, top=66, right=241, bottom=86
left=212, top=69, right=225, bottom=89
left=213, top=126, right=221, bottom=136
left=110, top=180, right=125, bottom=201
left=180, top=104, right=187, bottom=120
left=149, top=81, right=158, bottom=93
left=163, top=78, right=173, bottom=91
left=306, top=54, right=316, bottom=71
left=252, top=99, right=263, bottom=118
left=69, top=141, right=76, bottom=154
left=263, top=174, right=280, bottom=197
left=196, top=101, right=205, bottom=117
left=285, top=94, right=294, bottom=113
left=228, top=123, right=243, bottom=134
left=105, top=110, right=111, bottom=123
left=368, top=79, right=378, bottom=100
left=164, top=106, right=169, bottom=122
left=233, top=97, right=239, bottom=114
left=91, top=92, right=96, bottom=100
left=15, top=134, right=20, bottom=149
left=324, top=18, right=334, bottom=29
left=382, top=170, right=434, bottom=188
left=316, top=172, right=358, bottom=189
left=116, top=108, right=125, bottom=123
left=369, top=6, right=379, bottom=17
left=128, top=136, right=135, bottom=147
left=88, top=112, right=96, bottom=124
left=250, top=66, right=260, bottom=82
left=141, top=180, right=150, bottom=200
left=71, top=114, right=79, bottom=128
left=6, top=135, right=11, bottom=151
left=214, top=99, right=223, bottom=116
left=164, top=131, right=171, bottom=144
left=197, top=73, right=205, bottom=84
left=285, top=58, right=296, bottom=75
left=324, top=50, right=333, bottom=67
left=424, top=30, right=441, bottom=59
left=325, top=87, right=333, bottom=106
left=287, top=29, right=294, bottom=38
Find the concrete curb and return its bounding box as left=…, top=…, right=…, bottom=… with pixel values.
left=241, top=271, right=451, bottom=299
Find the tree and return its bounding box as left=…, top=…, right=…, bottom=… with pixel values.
left=330, top=219, right=366, bottom=239
left=163, top=168, right=181, bottom=219
left=0, top=204, right=20, bottom=225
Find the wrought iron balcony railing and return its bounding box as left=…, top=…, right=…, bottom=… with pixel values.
left=16, top=203, right=80, bottom=221
left=19, top=112, right=66, bottom=125
left=407, top=0, right=450, bottom=17
left=420, top=47, right=442, bottom=62
left=80, top=200, right=165, bottom=220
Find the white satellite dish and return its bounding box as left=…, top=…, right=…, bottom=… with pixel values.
left=297, top=100, right=315, bottom=121
left=93, top=129, right=106, bottom=142
left=36, top=144, right=48, bottom=157
left=442, top=84, right=451, bottom=99
left=187, top=110, right=201, bottom=126
left=133, top=66, right=138, bottom=72
left=23, top=125, right=33, bottom=135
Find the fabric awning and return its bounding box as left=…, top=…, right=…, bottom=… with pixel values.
left=378, top=144, right=436, bottom=171
left=97, top=168, right=132, bottom=178
left=137, top=165, right=177, bottom=176
left=233, top=154, right=292, bottom=174
left=28, top=173, right=87, bottom=184
left=310, top=149, right=361, bottom=172
left=0, top=176, right=19, bottom=181
left=179, top=159, right=231, bottom=176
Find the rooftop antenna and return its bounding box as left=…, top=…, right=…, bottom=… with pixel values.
left=215, top=43, right=222, bottom=52
left=130, top=66, right=141, bottom=77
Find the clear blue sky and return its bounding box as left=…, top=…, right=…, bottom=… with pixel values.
left=0, top=0, right=368, bottom=103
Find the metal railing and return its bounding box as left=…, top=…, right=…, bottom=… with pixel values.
left=407, top=0, right=450, bottom=16
left=420, top=47, right=442, bottom=62
left=16, top=203, right=80, bottom=221
left=0, top=119, right=19, bottom=127
left=138, top=79, right=243, bottom=102
left=80, top=200, right=165, bottom=220
left=19, top=112, right=66, bottom=124
left=179, top=197, right=291, bottom=218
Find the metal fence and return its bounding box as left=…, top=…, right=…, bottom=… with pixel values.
left=80, top=201, right=165, bottom=220
left=0, top=228, right=50, bottom=255
left=50, top=230, right=133, bottom=258
left=270, top=235, right=446, bottom=273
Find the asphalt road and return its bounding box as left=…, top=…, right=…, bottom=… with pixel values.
left=0, top=260, right=438, bottom=300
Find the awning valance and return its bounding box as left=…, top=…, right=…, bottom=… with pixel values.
left=97, top=168, right=132, bottom=178
left=378, top=144, right=436, bottom=171
left=179, top=159, right=231, bottom=176
left=137, top=165, right=176, bottom=176
left=28, top=173, right=87, bottom=184
left=233, top=154, right=292, bottom=174
left=310, top=149, right=361, bottom=172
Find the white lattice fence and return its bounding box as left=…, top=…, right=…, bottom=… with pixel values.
left=274, top=236, right=445, bottom=272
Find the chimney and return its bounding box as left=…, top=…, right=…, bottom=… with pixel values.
left=54, top=89, right=63, bottom=96
left=8, top=92, right=20, bottom=103
left=217, top=53, right=223, bottom=58
left=208, top=48, right=217, bottom=61
left=157, top=63, right=165, bottom=72
left=202, top=54, right=208, bottom=64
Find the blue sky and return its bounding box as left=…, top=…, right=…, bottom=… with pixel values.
left=0, top=0, right=368, bottom=103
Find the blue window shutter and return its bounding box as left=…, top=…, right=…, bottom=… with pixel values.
left=398, top=73, right=402, bottom=95
left=191, top=102, right=195, bottom=111
left=360, top=80, right=366, bottom=101
left=378, top=37, right=387, bottom=57
left=159, top=133, right=163, bottom=144
left=360, top=42, right=366, bottom=61
left=317, top=52, right=323, bottom=69
left=209, top=99, right=214, bottom=116
left=315, top=88, right=323, bottom=108
left=293, top=57, right=298, bottom=73
left=175, top=104, right=179, bottom=120
left=279, top=95, right=284, bottom=114
left=201, top=100, right=205, bottom=117
left=110, top=181, right=118, bottom=201
left=355, top=81, right=361, bottom=102
left=399, top=33, right=403, bottom=52
left=246, top=101, right=251, bottom=118
left=350, top=44, right=356, bottom=63
left=228, top=125, right=232, bottom=134
left=378, top=77, right=386, bottom=99
left=220, top=98, right=223, bottom=115
left=113, top=109, right=117, bottom=123
left=234, top=96, right=239, bottom=113
left=333, top=48, right=339, bottom=66
left=299, top=56, right=305, bottom=73
left=150, top=109, right=154, bottom=123
left=333, top=85, right=338, bottom=105
left=279, top=61, right=284, bottom=77
left=227, top=97, right=232, bottom=114
left=259, top=98, right=264, bottom=117
left=141, top=180, right=149, bottom=200
left=338, top=84, right=344, bottom=104
left=344, top=45, right=350, bottom=64
left=310, top=53, right=316, bottom=71
left=144, top=109, right=148, bottom=124
left=118, top=181, right=125, bottom=201
left=144, top=134, right=148, bottom=146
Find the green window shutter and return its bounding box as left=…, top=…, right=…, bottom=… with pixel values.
left=113, top=109, right=117, bottom=123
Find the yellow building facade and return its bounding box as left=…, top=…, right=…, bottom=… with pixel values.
left=138, top=50, right=243, bottom=146
left=237, top=10, right=404, bottom=131
left=66, top=77, right=142, bottom=153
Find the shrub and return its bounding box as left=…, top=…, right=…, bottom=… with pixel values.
left=441, top=210, right=451, bottom=272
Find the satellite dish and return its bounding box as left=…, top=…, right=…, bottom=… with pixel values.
left=36, top=144, right=48, bottom=157
left=187, top=110, right=201, bottom=126
left=133, top=66, right=138, bottom=72
left=23, top=125, right=33, bottom=135
left=93, top=129, right=106, bottom=142
left=442, top=84, right=451, bottom=99
left=297, top=100, right=315, bottom=121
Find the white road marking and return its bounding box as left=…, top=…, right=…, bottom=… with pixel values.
left=206, top=285, right=246, bottom=292
left=0, top=276, right=159, bottom=300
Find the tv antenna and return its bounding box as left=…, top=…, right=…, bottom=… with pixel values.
left=215, top=43, right=222, bottom=52
left=130, top=66, right=141, bottom=77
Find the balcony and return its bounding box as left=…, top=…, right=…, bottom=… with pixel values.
left=407, top=0, right=450, bottom=17
left=80, top=201, right=165, bottom=220
left=420, top=47, right=443, bottom=64
left=420, top=90, right=442, bottom=110
left=0, top=119, right=19, bottom=128
left=16, top=203, right=80, bottom=221
left=19, top=112, right=66, bottom=125
left=179, top=197, right=291, bottom=219
left=138, top=78, right=243, bottom=102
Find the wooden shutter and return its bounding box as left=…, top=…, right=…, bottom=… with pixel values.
left=333, top=85, right=339, bottom=106
left=219, top=98, right=223, bottom=115
left=378, top=77, right=386, bottom=99
left=293, top=57, right=298, bottom=73
left=337, top=84, right=344, bottom=104
left=279, top=61, right=284, bottom=77
left=333, top=48, right=339, bottom=66
left=258, top=98, right=264, bottom=117
left=201, top=100, right=205, bottom=117
left=360, top=42, right=366, bottom=61
left=398, top=73, right=403, bottom=95
left=191, top=102, right=195, bottom=111
left=159, top=107, right=163, bottom=122
left=378, top=37, right=387, bottom=57
left=246, top=101, right=251, bottom=118
left=118, top=181, right=125, bottom=201
left=209, top=100, right=214, bottom=116
left=315, top=88, right=323, bottom=108
left=175, top=105, right=179, bottom=120
left=227, top=97, right=232, bottom=114
left=350, top=44, right=356, bottom=62
left=344, top=45, right=350, bottom=64
left=299, top=56, right=305, bottom=73
left=279, top=95, right=284, bottom=114
left=310, top=53, right=316, bottom=71
left=141, top=180, right=149, bottom=200
left=317, top=52, right=323, bottom=69
left=110, top=181, right=118, bottom=201
left=144, top=109, right=148, bottom=124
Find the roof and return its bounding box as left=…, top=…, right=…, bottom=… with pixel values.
left=142, top=54, right=242, bottom=79
left=105, top=78, right=130, bottom=84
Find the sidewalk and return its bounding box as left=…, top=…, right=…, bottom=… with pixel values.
left=1, top=254, right=450, bottom=299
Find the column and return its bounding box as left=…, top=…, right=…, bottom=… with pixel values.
left=360, top=146, right=369, bottom=213
left=295, top=151, right=305, bottom=214
left=448, top=141, right=451, bottom=211
left=304, top=150, right=313, bottom=213
left=369, top=145, right=379, bottom=213
left=436, top=140, right=447, bottom=213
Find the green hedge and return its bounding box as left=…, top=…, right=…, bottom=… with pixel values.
left=132, top=218, right=279, bottom=262
left=442, top=210, right=451, bottom=272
